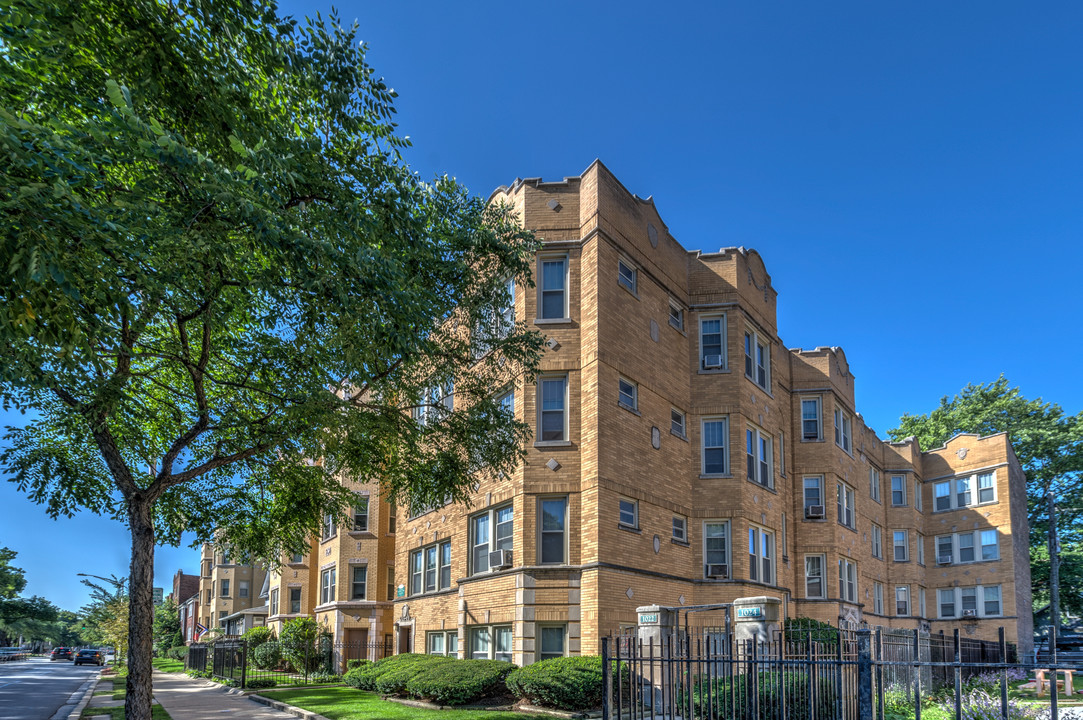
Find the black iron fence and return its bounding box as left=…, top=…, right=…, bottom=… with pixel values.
left=602, top=626, right=1078, bottom=720
left=185, top=639, right=392, bottom=689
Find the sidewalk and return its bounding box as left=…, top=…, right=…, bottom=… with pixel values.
left=150, top=671, right=301, bottom=720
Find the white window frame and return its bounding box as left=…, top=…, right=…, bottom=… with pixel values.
left=703, top=521, right=730, bottom=579
left=701, top=416, right=729, bottom=476
left=916, top=533, right=925, bottom=566
left=671, top=408, right=686, bottom=438
left=321, top=512, right=337, bottom=540
left=239, top=580, right=249, bottom=598
left=470, top=503, right=514, bottom=575
left=537, top=255, right=569, bottom=320
left=270, top=588, right=279, bottom=616
left=933, top=472, right=998, bottom=512
left=935, top=481, right=951, bottom=511
left=669, top=301, right=684, bottom=331
left=538, top=496, right=568, bottom=565
left=470, top=624, right=512, bottom=661
left=890, top=475, right=907, bottom=506
left=743, top=327, right=771, bottom=391
left=353, top=496, right=370, bottom=532
left=617, top=258, right=637, bottom=295
left=870, top=467, right=881, bottom=503
left=427, top=630, right=458, bottom=657
left=320, top=567, right=336, bottom=605
left=872, top=524, right=883, bottom=559
left=836, top=482, right=855, bottom=529
left=801, top=397, right=822, bottom=441
left=833, top=407, right=852, bottom=453
left=289, top=587, right=301, bottom=614
left=937, top=585, right=1003, bottom=618
left=618, top=498, right=638, bottom=529
left=914, top=480, right=923, bottom=511
left=978, top=472, right=996, bottom=503
left=838, top=557, right=857, bottom=603
left=803, top=476, right=823, bottom=515
left=804, top=554, right=825, bottom=598
left=220, top=579, right=230, bottom=598
left=748, top=525, right=775, bottom=586
left=980, top=529, right=999, bottom=561
left=536, top=375, right=569, bottom=444
left=618, top=377, right=638, bottom=411
left=672, top=515, right=687, bottom=542
left=745, top=425, right=773, bottom=488
left=920, top=588, right=927, bottom=618
left=410, top=540, right=452, bottom=595
left=873, top=583, right=884, bottom=615
left=537, top=624, right=568, bottom=662
left=958, top=532, right=976, bottom=563
left=350, top=565, right=367, bottom=601
left=893, top=530, right=909, bottom=562
left=896, top=586, right=910, bottom=616
left=699, top=314, right=727, bottom=371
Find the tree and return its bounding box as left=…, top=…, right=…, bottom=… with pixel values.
left=152, top=597, right=181, bottom=656
left=0, top=547, right=26, bottom=599
left=0, top=2, right=542, bottom=719
left=888, top=376, right=1083, bottom=625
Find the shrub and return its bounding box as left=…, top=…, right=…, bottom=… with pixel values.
left=679, top=671, right=838, bottom=720
left=785, top=617, right=840, bottom=648
left=165, top=646, right=188, bottom=660
left=349, top=653, right=440, bottom=692
left=241, top=626, right=275, bottom=649
left=406, top=659, right=516, bottom=705
left=506, top=656, right=610, bottom=710
left=244, top=678, right=278, bottom=690
left=346, top=658, right=372, bottom=671
left=279, top=619, right=329, bottom=672
left=252, top=641, right=282, bottom=670
left=955, top=690, right=1041, bottom=720
left=309, top=671, right=341, bottom=684
left=375, top=656, right=452, bottom=696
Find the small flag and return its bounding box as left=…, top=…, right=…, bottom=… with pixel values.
left=194, top=623, right=208, bottom=641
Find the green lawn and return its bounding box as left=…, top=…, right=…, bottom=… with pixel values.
left=82, top=705, right=172, bottom=719
left=259, top=687, right=543, bottom=720
left=151, top=658, right=186, bottom=673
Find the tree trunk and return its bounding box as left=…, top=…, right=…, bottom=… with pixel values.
left=126, top=496, right=156, bottom=720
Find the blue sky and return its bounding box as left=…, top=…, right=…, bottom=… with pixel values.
left=3, top=0, right=1082, bottom=612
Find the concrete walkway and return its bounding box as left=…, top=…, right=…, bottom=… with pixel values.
left=150, top=672, right=300, bottom=720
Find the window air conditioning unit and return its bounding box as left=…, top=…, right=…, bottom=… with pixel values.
left=703, top=354, right=723, bottom=369
left=805, top=505, right=825, bottom=519
left=962, top=609, right=977, bottom=618
left=706, top=564, right=729, bottom=579
left=488, top=549, right=513, bottom=571
left=937, top=555, right=953, bottom=565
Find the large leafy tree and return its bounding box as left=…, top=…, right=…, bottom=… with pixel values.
left=888, top=377, right=1083, bottom=625
left=0, top=2, right=542, bottom=718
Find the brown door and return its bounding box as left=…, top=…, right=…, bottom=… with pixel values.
left=398, top=626, right=412, bottom=654
left=343, top=628, right=368, bottom=669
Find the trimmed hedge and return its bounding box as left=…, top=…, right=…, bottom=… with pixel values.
left=346, top=659, right=371, bottom=671
left=347, top=653, right=443, bottom=692
left=375, top=656, right=453, bottom=696
left=506, top=656, right=610, bottom=710
left=252, top=641, right=282, bottom=670
left=244, top=678, right=278, bottom=689
left=406, top=659, right=516, bottom=706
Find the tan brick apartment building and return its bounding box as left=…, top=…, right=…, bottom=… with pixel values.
left=197, top=542, right=269, bottom=635
left=390, top=160, right=1033, bottom=664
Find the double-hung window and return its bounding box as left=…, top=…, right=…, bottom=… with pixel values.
left=934, top=473, right=996, bottom=511
left=499, top=390, right=515, bottom=417
left=671, top=409, right=686, bottom=438
left=834, top=407, right=852, bottom=452
left=803, top=476, right=823, bottom=515
left=617, top=258, right=637, bottom=294
left=872, top=524, right=883, bottom=559
left=935, top=482, right=951, bottom=511
left=672, top=516, right=687, bottom=542
left=873, top=583, right=884, bottom=614
left=270, top=589, right=279, bottom=616
left=702, top=417, right=729, bottom=475
left=801, top=398, right=822, bottom=441
left=537, top=376, right=568, bottom=442
left=915, top=481, right=923, bottom=511
left=350, top=566, right=367, bottom=600
left=699, top=315, right=726, bottom=370
left=891, top=475, right=907, bottom=506
left=353, top=497, right=369, bottom=532
left=289, top=588, right=301, bottom=614
left=958, top=532, right=975, bottom=562
left=869, top=467, right=881, bottom=502
left=499, top=276, right=515, bottom=338
left=387, top=567, right=395, bottom=600
left=669, top=302, right=684, bottom=331
left=805, top=555, right=825, bottom=598
left=984, top=586, right=1002, bottom=615
left=704, top=521, right=730, bottom=578
left=539, top=625, right=567, bottom=661
left=428, top=631, right=458, bottom=657
left=836, top=483, right=855, bottom=529
left=839, top=558, right=857, bottom=602
left=748, top=526, right=774, bottom=585
left=239, top=580, right=249, bottom=598
left=893, top=530, right=909, bottom=561
left=220, top=579, right=230, bottom=597
left=916, top=533, right=925, bottom=565
left=746, top=426, right=773, bottom=488
left=981, top=530, right=999, bottom=560
left=957, top=476, right=972, bottom=508
left=618, top=499, right=638, bottom=528
left=978, top=472, right=995, bottom=503
left=410, top=540, right=452, bottom=595
left=539, top=257, right=567, bottom=320
left=321, top=512, right=336, bottom=540
left=471, top=504, right=514, bottom=574
left=320, top=567, right=336, bottom=604
left=539, top=497, right=567, bottom=564
left=470, top=625, right=512, bottom=662
left=939, top=589, right=956, bottom=618
left=896, top=586, right=910, bottom=616
left=744, top=329, right=770, bottom=390
left=937, top=535, right=953, bottom=564
left=618, top=378, right=637, bottom=410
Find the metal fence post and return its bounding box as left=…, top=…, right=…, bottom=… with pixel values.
left=913, top=628, right=922, bottom=720
left=953, top=630, right=961, bottom=720
left=602, top=637, right=610, bottom=720
left=858, top=630, right=873, bottom=720
left=999, top=628, right=1008, bottom=720
left=240, top=640, right=247, bottom=689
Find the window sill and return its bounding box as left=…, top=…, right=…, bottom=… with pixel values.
left=617, top=524, right=641, bottom=534
left=668, top=319, right=686, bottom=335
left=671, top=538, right=690, bottom=547
left=697, top=368, right=730, bottom=375
left=800, top=437, right=824, bottom=443
left=320, top=535, right=338, bottom=545
left=746, top=479, right=777, bottom=494
left=534, top=318, right=573, bottom=326
left=618, top=402, right=640, bottom=416
left=348, top=530, right=376, bottom=539
left=699, top=473, right=733, bottom=479
left=618, top=283, right=640, bottom=300
left=534, top=440, right=572, bottom=448
left=744, top=376, right=774, bottom=398
left=670, top=430, right=688, bottom=442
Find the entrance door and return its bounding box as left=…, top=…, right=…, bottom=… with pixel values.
left=344, top=628, right=369, bottom=667
left=398, top=626, right=412, bottom=654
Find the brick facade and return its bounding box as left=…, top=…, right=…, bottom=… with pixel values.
left=391, top=160, right=1033, bottom=663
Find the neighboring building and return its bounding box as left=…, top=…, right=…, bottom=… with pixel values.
left=264, top=479, right=397, bottom=660
left=391, top=160, right=1033, bottom=664
left=171, top=570, right=200, bottom=606
left=178, top=592, right=200, bottom=644
left=197, top=542, right=270, bottom=635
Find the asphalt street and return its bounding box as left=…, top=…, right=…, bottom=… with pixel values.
left=0, top=656, right=99, bottom=720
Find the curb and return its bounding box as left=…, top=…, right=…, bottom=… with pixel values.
left=54, top=669, right=102, bottom=720
left=249, top=693, right=333, bottom=720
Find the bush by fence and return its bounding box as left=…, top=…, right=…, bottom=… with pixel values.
left=506, top=655, right=617, bottom=711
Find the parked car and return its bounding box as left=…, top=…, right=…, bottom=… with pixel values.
left=74, top=649, right=104, bottom=666
left=50, top=647, right=73, bottom=661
